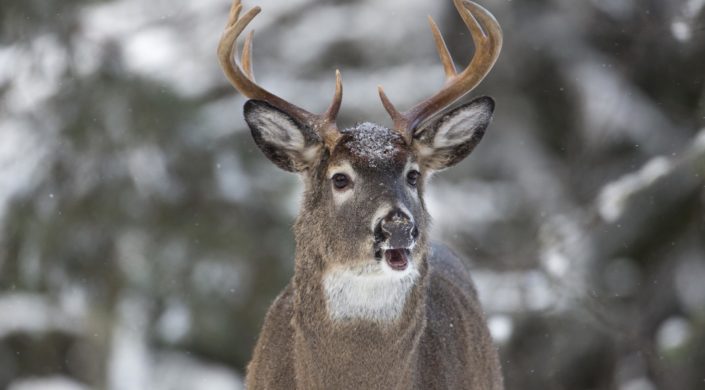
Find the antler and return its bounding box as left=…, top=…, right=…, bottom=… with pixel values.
left=217, top=0, right=343, bottom=149
left=378, top=0, right=503, bottom=143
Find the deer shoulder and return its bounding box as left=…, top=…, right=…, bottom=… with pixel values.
left=245, top=283, right=295, bottom=388
left=420, top=243, right=503, bottom=389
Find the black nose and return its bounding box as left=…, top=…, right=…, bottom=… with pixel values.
left=377, top=209, right=417, bottom=249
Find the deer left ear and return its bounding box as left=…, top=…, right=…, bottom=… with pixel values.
left=413, top=96, right=494, bottom=171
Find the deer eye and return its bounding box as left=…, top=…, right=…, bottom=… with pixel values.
left=332, top=173, right=350, bottom=190
left=406, top=170, right=420, bottom=186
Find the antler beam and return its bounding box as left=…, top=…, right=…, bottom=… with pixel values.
left=217, top=0, right=343, bottom=149
left=378, top=0, right=503, bottom=143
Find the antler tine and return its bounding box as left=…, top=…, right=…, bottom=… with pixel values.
left=379, top=0, right=502, bottom=143
left=324, top=70, right=343, bottom=122
left=428, top=16, right=456, bottom=79
left=377, top=85, right=405, bottom=132
left=241, top=30, right=255, bottom=80
left=454, top=0, right=502, bottom=82
left=217, top=0, right=343, bottom=148
left=316, top=69, right=343, bottom=149
left=228, top=0, right=242, bottom=26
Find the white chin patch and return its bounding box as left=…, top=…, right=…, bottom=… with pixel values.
left=322, top=260, right=419, bottom=324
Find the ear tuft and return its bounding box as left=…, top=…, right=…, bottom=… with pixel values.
left=244, top=100, right=321, bottom=172
left=414, top=96, right=495, bottom=170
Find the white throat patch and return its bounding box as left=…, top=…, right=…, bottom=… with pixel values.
left=322, top=261, right=419, bottom=323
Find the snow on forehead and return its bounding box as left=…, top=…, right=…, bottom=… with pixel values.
left=342, top=122, right=404, bottom=165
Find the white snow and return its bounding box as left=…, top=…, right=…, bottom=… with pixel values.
left=125, top=145, right=179, bottom=199
left=8, top=377, right=89, bottom=390
left=538, top=214, right=592, bottom=295
left=107, top=296, right=151, bottom=390
left=692, top=128, right=705, bottom=152
left=621, top=378, right=657, bottom=390
left=674, top=256, right=705, bottom=316
left=426, top=180, right=519, bottom=236
left=472, top=270, right=557, bottom=313
left=151, top=351, right=244, bottom=390
left=156, top=299, right=192, bottom=344
left=214, top=152, right=252, bottom=202
left=656, top=316, right=691, bottom=352
left=487, top=314, right=513, bottom=343
left=571, top=62, right=676, bottom=155
left=597, top=156, right=672, bottom=222
left=670, top=20, right=691, bottom=42
left=344, top=122, right=400, bottom=167
left=0, top=35, right=68, bottom=113
left=80, top=0, right=229, bottom=97
left=0, top=294, right=82, bottom=338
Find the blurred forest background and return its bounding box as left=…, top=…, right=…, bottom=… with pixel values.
left=1, top=0, right=704, bottom=389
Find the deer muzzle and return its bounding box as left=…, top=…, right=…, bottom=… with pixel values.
left=380, top=212, right=416, bottom=248
left=375, top=210, right=418, bottom=271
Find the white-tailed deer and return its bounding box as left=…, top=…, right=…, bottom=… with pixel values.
left=218, top=0, right=503, bottom=388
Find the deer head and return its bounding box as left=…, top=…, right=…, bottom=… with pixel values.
left=218, top=0, right=502, bottom=320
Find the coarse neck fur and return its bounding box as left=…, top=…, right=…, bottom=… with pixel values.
left=290, top=209, right=431, bottom=389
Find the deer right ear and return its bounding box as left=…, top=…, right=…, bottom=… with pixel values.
left=244, top=100, right=323, bottom=172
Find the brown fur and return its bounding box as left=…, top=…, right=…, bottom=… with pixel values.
left=247, top=243, right=502, bottom=389
left=243, top=98, right=503, bottom=389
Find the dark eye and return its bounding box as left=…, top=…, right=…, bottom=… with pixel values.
left=407, top=170, right=420, bottom=186
left=332, top=173, right=350, bottom=190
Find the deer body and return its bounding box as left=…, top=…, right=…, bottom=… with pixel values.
left=217, top=1, right=504, bottom=388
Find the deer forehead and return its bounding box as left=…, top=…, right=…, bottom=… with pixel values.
left=332, top=122, right=410, bottom=170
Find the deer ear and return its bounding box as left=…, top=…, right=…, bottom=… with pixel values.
left=413, top=96, right=494, bottom=171
left=244, top=100, right=323, bottom=172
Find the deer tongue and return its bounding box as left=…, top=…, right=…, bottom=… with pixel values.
left=385, top=249, right=409, bottom=271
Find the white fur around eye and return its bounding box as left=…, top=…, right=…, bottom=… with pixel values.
left=404, top=160, right=421, bottom=198
left=329, top=161, right=356, bottom=206
left=433, top=105, right=490, bottom=149
left=405, top=160, right=420, bottom=175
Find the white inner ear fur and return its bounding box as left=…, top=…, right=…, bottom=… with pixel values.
left=323, top=260, right=420, bottom=323
left=433, top=105, right=490, bottom=149
left=328, top=161, right=356, bottom=206
left=414, top=143, right=435, bottom=159
left=301, top=144, right=322, bottom=163
left=257, top=111, right=306, bottom=150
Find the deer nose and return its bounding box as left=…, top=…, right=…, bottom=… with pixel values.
left=377, top=210, right=418, bottom=249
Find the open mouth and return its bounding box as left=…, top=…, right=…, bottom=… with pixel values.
left=383, top=249, right=409, bottom=271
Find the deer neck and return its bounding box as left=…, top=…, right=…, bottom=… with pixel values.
left=290, top=239, right=429, bottom=387
left=291, top=250, right=429, bottom=328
